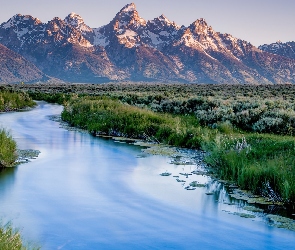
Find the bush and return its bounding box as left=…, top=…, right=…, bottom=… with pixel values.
left=0, top=90, right=35, bottom=111
left=0, top=129, right=17, bottom=168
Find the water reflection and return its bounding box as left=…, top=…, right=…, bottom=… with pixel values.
left=0, top=167, right=17, bottom=199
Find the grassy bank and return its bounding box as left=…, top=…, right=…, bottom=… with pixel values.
left=0, top=89, right=35, bottom=112
left=0, top=129, right=17, bottom=168
left=61, top=95, right=295, bottom=204
left=62, top=96, right=206, bottom=148
left=205, top=133, right=295, bottom=202
left=0, top=89, right=36, bottom=168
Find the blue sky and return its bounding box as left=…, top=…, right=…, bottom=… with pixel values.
left=0, top=0, right=294, bottom=46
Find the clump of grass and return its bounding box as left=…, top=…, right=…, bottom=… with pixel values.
left=0, top=90, right=35, bottom=112
left=0, top=128, right=17, bottom=168
left=0, top=222, right=39, bottom=250
left=61, top=96, right=205, bottom=149
left=205, top=134, right=295, bottom=203
left=0, top=222, right=23, bottom=250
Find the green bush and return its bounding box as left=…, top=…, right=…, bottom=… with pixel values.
left=0, top=129, right=17, bottom=168
left=0, top=90, right=35, bottom=111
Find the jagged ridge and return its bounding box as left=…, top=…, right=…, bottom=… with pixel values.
left=0, top=3, right=295, bottom=84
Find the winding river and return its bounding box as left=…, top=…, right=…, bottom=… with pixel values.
left=0, top=102, right=294, bottom=249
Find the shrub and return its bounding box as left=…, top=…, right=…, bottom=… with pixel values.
left=0, top=129, right=17, bottom=168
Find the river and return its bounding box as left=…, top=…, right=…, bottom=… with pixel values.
left=0, top=102, right=294, bottom=249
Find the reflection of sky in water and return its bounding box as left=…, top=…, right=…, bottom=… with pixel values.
left=0, top=102, right=294, bottom=249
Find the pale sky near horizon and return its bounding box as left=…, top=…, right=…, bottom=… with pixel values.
left=0, top=0, right=294, bottom=46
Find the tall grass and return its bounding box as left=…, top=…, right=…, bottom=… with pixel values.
left=0, top=222, right=39, bottom=250
left=0, top=90, right=35, bottom=112
left=204, top=133, right=295, bottom=202
left=0, top=129, right=17, bottom=168
left=62, top=96, right=206, bottom=149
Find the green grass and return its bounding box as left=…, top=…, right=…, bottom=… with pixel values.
left=0, top=89, right=36, bottom=168
left=205, top=133, right=295, bottom=202
left=0, top=90, right=35, bottom=112
left=0, top=222, right=39, bottom=250
left=0, top=129, right=17, bottom=168
left=61, top=96, right=205, bottom=149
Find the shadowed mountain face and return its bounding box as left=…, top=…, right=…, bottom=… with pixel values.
left=0, top=3, right=295, bottom=83
left=259, top=41, right=295, bottom=60
left=0, top=43, right=46, bottom=83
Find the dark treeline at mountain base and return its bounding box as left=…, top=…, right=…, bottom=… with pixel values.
left=4, top=82, right=294, bottom=205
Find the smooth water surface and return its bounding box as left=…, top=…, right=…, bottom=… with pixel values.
left=0, top=102, right=294, bottom=249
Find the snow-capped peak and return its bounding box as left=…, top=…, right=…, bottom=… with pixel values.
left=113, top=2, right=146, bottom=29
left=158, top=14, right=171, bottom=23
left=65, top=12, right=84, bottom=26
left=64, top=12, right=92, bottom=33
left=120, top=3, right=137, bottom=13
left=1, top=14, right=42, bottom=29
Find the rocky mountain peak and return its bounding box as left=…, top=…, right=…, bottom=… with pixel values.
left=157, top=14, right=172, bottom=24
left=114, top=2, right=146, bottom=28
left=259, top=41, right=295, bottom=60
left=1, top=4, right=295, bottom=84
left=189, top=18, right=213, bottom=34
left=120, top=3, right=137, bottom=13
left=64, top=12, right=92, bottom=33
left=1, top=14, right=42, bottom=29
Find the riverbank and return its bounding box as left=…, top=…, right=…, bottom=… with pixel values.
left=0, top=90, right=39, bottom=249
left=59, top=95, right=295, bottom=206
left=1, top=101, right=293, bottom=249
left=0, top=89, right=36, bottom=168
left=2, top=83, right=295, bottom=204
left=0, top=88, right=35, bottom=112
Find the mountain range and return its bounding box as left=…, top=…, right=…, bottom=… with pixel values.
left=0, top=3, right=295, bottom=84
